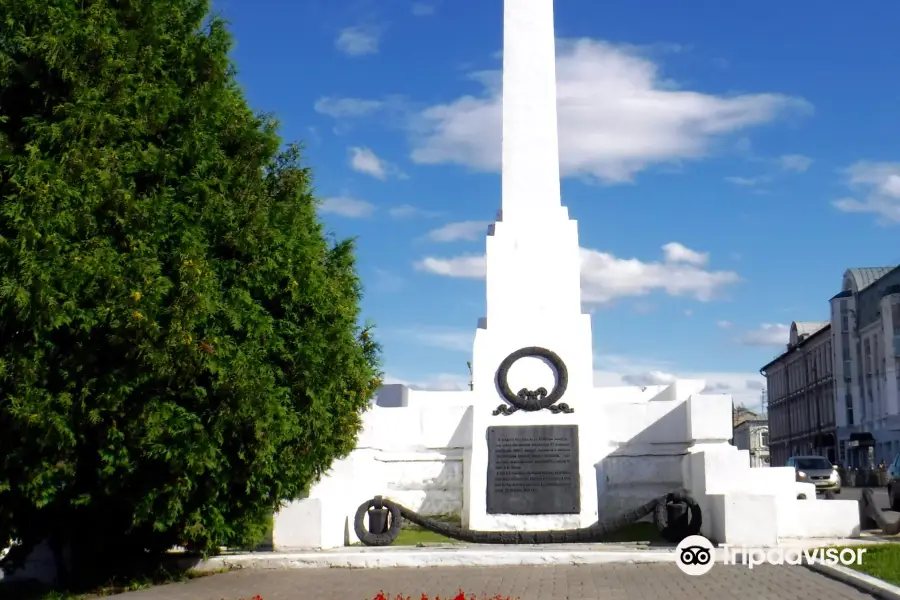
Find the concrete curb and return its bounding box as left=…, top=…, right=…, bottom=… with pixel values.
left=185, top=538, right=896, bottom=572
left=192, top=549, right=681, bottom=571
left=805, top=562, right=900, bottom=600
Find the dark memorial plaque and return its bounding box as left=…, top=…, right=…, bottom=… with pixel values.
left=486, top=425, right=580, bottom=515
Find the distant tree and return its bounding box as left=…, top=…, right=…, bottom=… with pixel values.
left=0, top=0, right=380, bottom=586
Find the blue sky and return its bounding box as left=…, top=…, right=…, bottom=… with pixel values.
left=215, top=0, right=899, bottom=411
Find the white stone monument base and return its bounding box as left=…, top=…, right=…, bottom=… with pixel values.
left=273, top=381, right=861, bottom=550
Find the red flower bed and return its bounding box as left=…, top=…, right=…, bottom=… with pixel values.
left=240, top=591, right=517, bottom=600
left=372, top=592, right=517, bottom=600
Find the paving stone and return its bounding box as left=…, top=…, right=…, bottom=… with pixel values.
left=114, top=563, right=879, bottom=600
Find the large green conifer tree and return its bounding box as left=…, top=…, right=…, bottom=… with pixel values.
left=0, top=0, right=380, bottom=584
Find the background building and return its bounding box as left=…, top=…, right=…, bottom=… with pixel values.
left=831, top=267, right=900, bottom=468
left=733, top=417, right=770, bottom=467
left=761, top=321, right=835, bottom=466
left=733, top=404, right=759, bottom=429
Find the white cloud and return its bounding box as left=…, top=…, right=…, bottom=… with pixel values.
left=349, top=147, right=405, bottom=180
left=725, top=155, right=811, bottom=187
left=593, top=354, right=767, bottom=411
left=632, top=301, right=657, bottom=314
left=409, top=39, right=811, bottom=182
left=415, top=254, right=485, bottom=278
left=411, top=2, right=436, bottom=16
left=384, top=351, right=765, bottom=409
left=739, top=323, right=789, bottom=347
left=335, top=27, right=381, bottom=56
left=734, top=137, right=753, bottom=154
left=372, top=269, right=404, bottom=293
left=779, top=154, right=812, bottom=173
left=716, top=320, right=733, bottom=328
left=580, top=245, right=739, bottom=304
left=725, top=175, right=769, bottom=186
left=306, top=126, right=322, bottom=146
left=416, top=243, right=740, bottom=304
left=833, top=161, right=900, bottom=224
left=402, top=328, right=474, bottom=352
left=389, top=204, right=442, bottom=219
left=426, top=221, right=491, bottom=242
left=349, top=147, right=387, bottom=179
left=319, top=196, right=376, bottom=218
left=619, top=370, right=678, bottom=386
left=314, top=97, right=385, bottom=118
left=383, top=372, right=469, bottom=391
left=662, top=242, right=708, bottom=266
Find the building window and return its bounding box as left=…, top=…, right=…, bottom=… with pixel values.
left=761, top=431, right=768, bottom=448
left=816, top=347, right=823, bottom=380
left=846, top=393, right=854, bottom=425
left=893, top=303, right=900, bottom=336
left=841, top=313, right=850, bottom=333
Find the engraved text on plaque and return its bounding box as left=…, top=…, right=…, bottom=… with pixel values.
left=486, top=424, right=580, bottom=515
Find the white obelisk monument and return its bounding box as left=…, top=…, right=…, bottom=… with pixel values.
left=271, top=0, right=862, bottom=552
left=473, top=0, right=590, bottom=390
left=464, top=0, right=599, bottom=531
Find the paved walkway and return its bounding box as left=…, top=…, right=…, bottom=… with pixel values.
left=116, top=563, right=876, bottom=600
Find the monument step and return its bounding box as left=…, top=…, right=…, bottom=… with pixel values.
left=185, top=536, right=894, bottom=571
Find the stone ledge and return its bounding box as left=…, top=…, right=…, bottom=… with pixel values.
left=190, top=537, right=894, bottom=572
left=193, top=548, right=680, bottom=570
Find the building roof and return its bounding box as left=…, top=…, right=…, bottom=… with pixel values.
left=733, top=418, right=768, bottom=430
left=759, top=320, right=832, bottom=374
left=733, top=406, right=757, bottom=428
left=843, top=267, right=896, bottom=293
left=792, top=321, right=829, bottom=338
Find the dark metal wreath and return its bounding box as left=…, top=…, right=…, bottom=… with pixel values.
left=493, top=346, right=570, bottom=416
left=353, top=491, right=702, bottom=546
